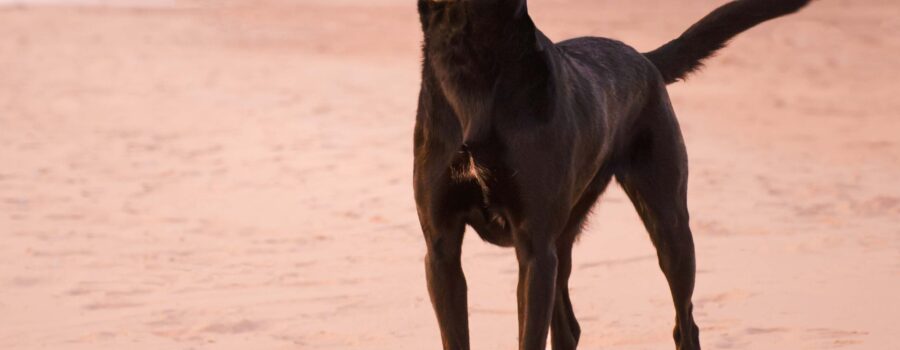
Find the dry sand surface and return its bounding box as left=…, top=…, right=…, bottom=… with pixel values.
left=1, top=0, right=898, bottom=349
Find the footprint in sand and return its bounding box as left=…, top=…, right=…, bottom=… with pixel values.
left=694, top=290, right=755, bottom=308
left=805, top=328, right=868, bottom=347
left=6, top=276, right=44, bottom=288
left=201, top=319, right=264, bottom=334
left=854, top=196, right=900, bottom=216
left=83, top=301, right=144, bottom=310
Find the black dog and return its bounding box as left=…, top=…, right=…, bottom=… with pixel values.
left=413, top=1, right=810, bottom=349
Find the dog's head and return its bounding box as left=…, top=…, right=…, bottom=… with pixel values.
left=417, top=0, right=530, bottom=32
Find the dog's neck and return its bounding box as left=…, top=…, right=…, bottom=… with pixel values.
left=418, top=0, right=548, bottom=141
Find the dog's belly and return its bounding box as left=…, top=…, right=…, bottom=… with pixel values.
left=465, top=201, right=514, bottom=247
left=452, top=150, right=516, bottom=247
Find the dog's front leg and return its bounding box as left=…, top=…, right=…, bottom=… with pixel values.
left=515, top=227, right=560, bottom=350
left=423, top=217, right=470, bottom=350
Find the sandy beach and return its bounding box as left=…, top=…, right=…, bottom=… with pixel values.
left=0, top=0, right=898, bottom=349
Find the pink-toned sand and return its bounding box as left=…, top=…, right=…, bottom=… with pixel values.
left=0, top=1, right=898, bottom=349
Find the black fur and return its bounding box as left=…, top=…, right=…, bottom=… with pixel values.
left=413, top=1, right=810, bottom=349
left=646, top=0, right=812, bottom=83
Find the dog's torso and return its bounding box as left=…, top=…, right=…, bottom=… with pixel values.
left=414, top=8, right=664, bottom=245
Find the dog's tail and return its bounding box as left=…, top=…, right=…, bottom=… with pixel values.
left=644, top=0, right=811, bottom=84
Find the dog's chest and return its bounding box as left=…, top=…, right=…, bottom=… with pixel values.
left=452, top=150, right=492, bottom=203
left=449, top=143, right=517, bottom=211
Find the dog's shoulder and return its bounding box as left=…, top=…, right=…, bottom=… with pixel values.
left=555, top=37, right=646, bottom=69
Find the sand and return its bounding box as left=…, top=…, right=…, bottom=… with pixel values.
left=0, top=0, right=898, bottom=349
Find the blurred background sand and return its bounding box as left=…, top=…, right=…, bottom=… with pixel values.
left=0, top=0, right=898, bottom=349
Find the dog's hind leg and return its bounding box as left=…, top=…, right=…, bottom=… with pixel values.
left=509, top=200, right=572, bottom=350
left=551, top=170, right=614, bottom=350
left=616, top=106, right=700, bottom=350
left=550, top=233, right=580, bottom=350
